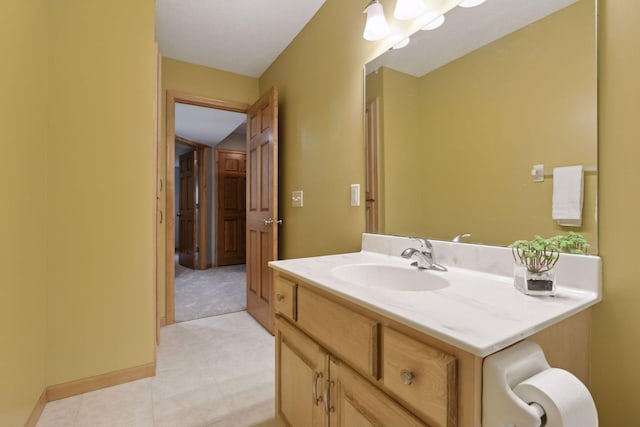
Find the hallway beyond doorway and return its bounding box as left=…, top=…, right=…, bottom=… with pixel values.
left=175, top=256, right=246, bottom=322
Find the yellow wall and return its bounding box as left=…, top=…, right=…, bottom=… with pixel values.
left=46, top=0, right=156, bottom=385
left=0, top=1, right=49, bottom=424
left=379, top=1, right=597, bottom=247
left=258, top=0, right=465, bottom=259
left=158, top=58, right=258, bottom=316
left=261, top=0, right=636, bottom=423
left=2, top=0, right=638, bottom=424
left=591, top=1, right=640, bottom=424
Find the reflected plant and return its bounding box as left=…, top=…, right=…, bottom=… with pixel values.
left=548, top=232, right=589, bottom=254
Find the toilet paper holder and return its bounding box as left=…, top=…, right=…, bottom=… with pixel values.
left=483, top=340, right=551, bottom=427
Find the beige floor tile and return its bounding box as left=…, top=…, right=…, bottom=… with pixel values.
left=217, top=369, right=274, bottom=413
left=36, top=395, right=82, bottom=427
left=156, top=338, right=210, bottom=373
left=152, top=365, right=218, bottom=402
left=211, top=398, right=277, bottom=427
left=74, top=378, right=153, bottom=427
left=153, top=383, right=230, bottom=427
left=35, top=311, right=276, bottom=427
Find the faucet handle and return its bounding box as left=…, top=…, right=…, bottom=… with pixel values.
left=411, top=238, right=432, bottom=253
left=452, top=233, right=471, bottom=243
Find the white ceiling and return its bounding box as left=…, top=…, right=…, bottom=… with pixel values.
left=159, top=0, right=579, bottom=152
left=157, top=1, right=325, bottom=152
left=366, top=0, right=578, bottom=77
left=175, top=103, right=246, bottom=146
left=155, top=0, right=326, bottom=78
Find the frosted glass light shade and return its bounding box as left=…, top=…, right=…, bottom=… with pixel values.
left=421, top=14, right=445, bottom=30
left=394, top=0, right=427, bottom=20
left=458, top=0, right=486, bottom=7
left=363, top=1, right=390, bottom=41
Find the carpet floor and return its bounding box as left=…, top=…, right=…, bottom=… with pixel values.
left=175, top=258, right=247, bottom=322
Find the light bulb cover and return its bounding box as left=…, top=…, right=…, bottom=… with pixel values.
left=394, top=0, right=427, bottom=20
left=363, top=0, right=390, bottom=41
left=421, top=14, right=445, bottom=30
left=458, top=0, right=486, bottom=8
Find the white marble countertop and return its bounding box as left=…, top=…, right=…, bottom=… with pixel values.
left=269, top=248, right=600, bottom=357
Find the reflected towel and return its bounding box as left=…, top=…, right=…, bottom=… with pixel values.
left=552, top=165, right=584, bottom=227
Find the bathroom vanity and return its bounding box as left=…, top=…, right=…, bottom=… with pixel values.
left=268, top=234, right=601, bottom=427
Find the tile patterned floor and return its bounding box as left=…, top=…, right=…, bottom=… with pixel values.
left=36, top=311, right=276, bottom=427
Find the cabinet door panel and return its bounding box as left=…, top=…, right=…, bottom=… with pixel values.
left=329, top=360, right=428, bottom=427
left=276, top=316, right=328, bottom=427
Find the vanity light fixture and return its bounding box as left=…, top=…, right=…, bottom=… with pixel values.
left=363, top=0, right=391, bottom=41
left=391, top=37, right=411, bottom=49
left=458, top=0, right=487, bottom=7
left=394, top=0, right=427, bottom=20
left=421, top=13, right=445, bottom=30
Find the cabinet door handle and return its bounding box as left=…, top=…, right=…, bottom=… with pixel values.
left=400, top=369, right=415, bottom=385
left=323, top=380, right=335, bottom=414
left=276, top=293, right=285, bottom=302
left=312, top=371, right=323, bottom=406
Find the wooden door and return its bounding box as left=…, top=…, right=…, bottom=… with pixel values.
left=365, top=98, right=380, bottom=233
left=246, top=87, right=279, bottom=333
left=329, top=361, right=428, bottom=427
left=276, top=317, right=329, bottom=427
left=178, top=150, right=197, bottom=269
left=216, top=150, right=246, bottom=266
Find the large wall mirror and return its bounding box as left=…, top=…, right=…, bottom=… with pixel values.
left=364, top=0, right=598, bottom=253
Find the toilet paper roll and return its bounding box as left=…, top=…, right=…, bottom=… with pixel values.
left=514, top=368, right=598, bottom=427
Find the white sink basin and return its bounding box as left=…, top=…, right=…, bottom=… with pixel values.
left=331, top=263, right=450, bottom=292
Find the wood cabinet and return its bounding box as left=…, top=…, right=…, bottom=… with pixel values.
left=273, top=271, right=591, bottom=427
left=382, top=327, right=457, bottom=426
left=276, top=315, right=429, bottom=427
left=275, top=273, right=459, bottom=427
left=276, top=318, right=328, bottom=427
left=329, top=359, right=428, bottom=427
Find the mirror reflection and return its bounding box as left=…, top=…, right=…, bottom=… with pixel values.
left=364, top=0, right=597, bottom=252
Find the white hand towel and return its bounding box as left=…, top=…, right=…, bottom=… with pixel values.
left=552, top=165, right=584, bottom=227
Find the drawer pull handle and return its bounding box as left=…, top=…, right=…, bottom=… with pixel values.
left=312, top=371, right=323, bottom=406
left=400, top=369, right=415, bottom=385
left=276, top=293, right=285, bottom=302
left=323, top=379, right=335, bottom=414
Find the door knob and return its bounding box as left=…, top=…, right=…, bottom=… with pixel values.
left=264, top=218, right=283, bottom=226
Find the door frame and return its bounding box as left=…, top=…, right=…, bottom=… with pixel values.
left=165, top=90, right=249, bottom=325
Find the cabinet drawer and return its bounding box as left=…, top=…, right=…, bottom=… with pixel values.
left=297, top=287, right=379, bottom=378
left=382, top=328, right=457, bottom=427
left=274, top=275, right=297, bottom=321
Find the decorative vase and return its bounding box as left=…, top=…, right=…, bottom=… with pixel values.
left=513, top=263, right=557, bottom=296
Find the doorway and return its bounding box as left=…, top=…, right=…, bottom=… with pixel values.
left=164, top=88, right=279, bottom=332
left=166, top=92, right=249, bottom=324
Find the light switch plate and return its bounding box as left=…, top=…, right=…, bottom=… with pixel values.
left=292, top=190, right=303, bottom=207
left=350, top=184, right=360, bottom=206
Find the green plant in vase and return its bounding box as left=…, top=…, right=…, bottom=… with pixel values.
left=509, top=236, right=560, bottom=295
left=509, top=233, right=590, bottom=296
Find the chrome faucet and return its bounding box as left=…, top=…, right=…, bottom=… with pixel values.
left=401, top=238, right=447, bottom=271
left=452, top=233, right=471, bottom=243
